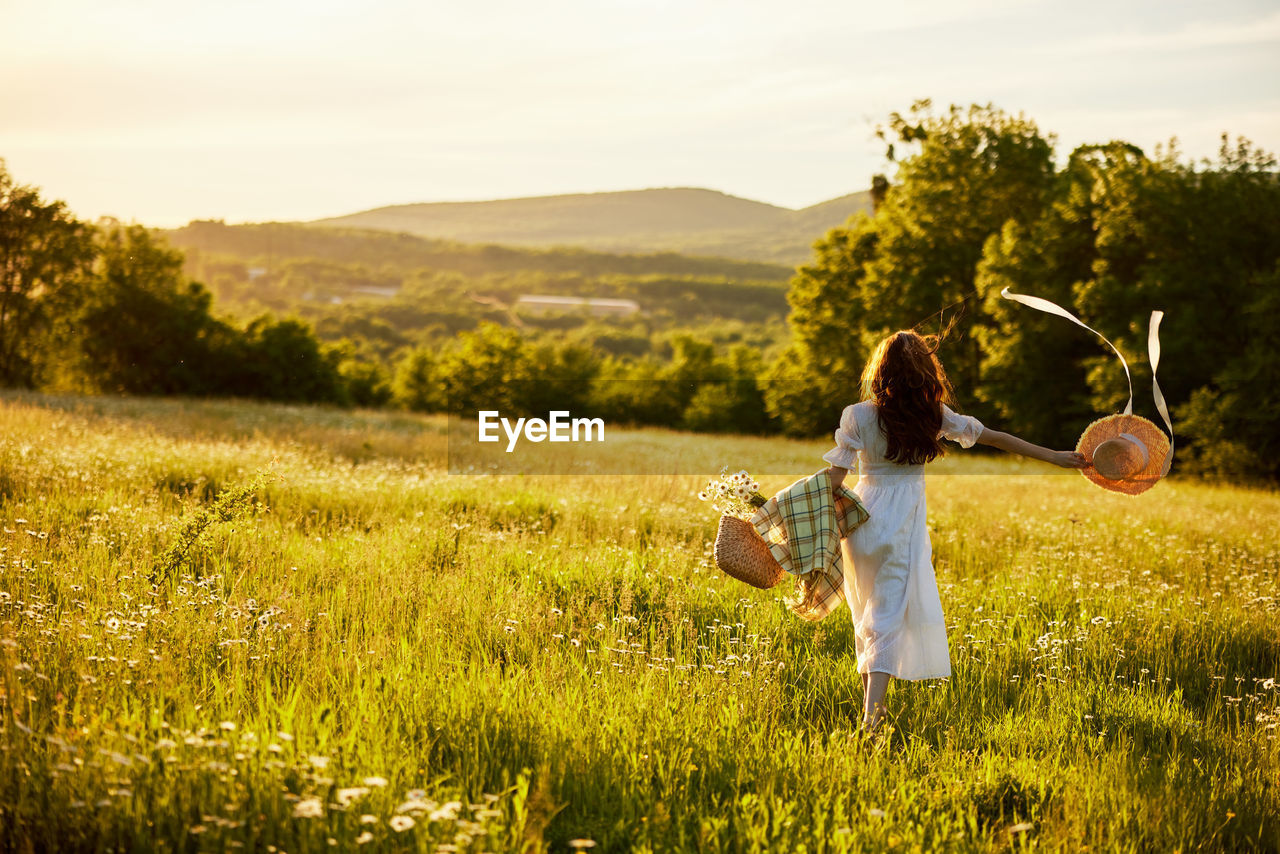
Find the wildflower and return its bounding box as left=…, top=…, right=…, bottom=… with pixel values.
left=336, top=787, right=371, bottom=806
left=430, top=801, right=462, bottom=821
left=220, top=721, right=236, bottom=732
left=569, top=841, right=597, bottom=850
left=360, top=814, right=379, bottom=824
left=389, top=815, right=415, bottom=832
left=356, top=831, right=374, bottom=844
left=867, top=809, right=887, bottom=818
left=363, top=776, right=389, bottom=787
left=1010, top=822, right=1034, bottom=833
left=293, top=798, right=324, bottom=818
left=309, top=755, right=330, bottom=769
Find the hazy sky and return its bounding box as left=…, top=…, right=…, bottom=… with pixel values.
left=3, top=0, right=1278, bottom=226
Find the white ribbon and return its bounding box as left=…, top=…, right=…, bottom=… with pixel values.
left=1148, top=310, right=1175, bottom=476
left=999, top=288, right=1174, bottom=475
left=999, top=287, right=1133, bottom=415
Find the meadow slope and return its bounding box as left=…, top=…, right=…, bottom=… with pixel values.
left=1, top=393, right=1277, bottom=852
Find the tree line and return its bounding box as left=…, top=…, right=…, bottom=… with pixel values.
left=0, top=181, right=361, bottom=405
left=3, top=101, right=1277, bottom=479
left=769, top=101, right=1279, bottom=480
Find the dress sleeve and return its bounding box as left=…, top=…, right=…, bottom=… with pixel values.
left=821, top=405, right=861, bottom=468
left=939, top=404, right=985, bottom=449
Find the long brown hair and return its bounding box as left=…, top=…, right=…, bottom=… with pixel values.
left=861, top=330, right=956, bottom=465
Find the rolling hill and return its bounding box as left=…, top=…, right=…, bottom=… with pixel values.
left=312, top=187, right=872, bottom=265
left=163, top=220, right=794, bottom=282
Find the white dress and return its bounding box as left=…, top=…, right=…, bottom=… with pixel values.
left=821, top=401, right=984, bottom=681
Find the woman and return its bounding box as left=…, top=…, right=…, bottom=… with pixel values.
left=822, top=330, right=1087, bottom=736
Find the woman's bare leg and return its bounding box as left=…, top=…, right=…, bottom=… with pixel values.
left=864, top=671, right=891, bottom=733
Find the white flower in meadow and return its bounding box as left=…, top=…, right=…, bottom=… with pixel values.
left=360, top=814, right=379, bottom=824
left=430, top=801, right=462, bottom=822
left=336, top=787, right=371, bottom=806
left=363, top=776, right=389, bottom=787
left=219, top=721, right=236, bottom=732
left=293, top=797, right=324, bottom=819
left=389, top=815, right=415, bottom=832
left=568, top=840, right=598, bottom=850
left=355, top=831, right=374, bottom=845
left=308, top=755, right=330, bottom=769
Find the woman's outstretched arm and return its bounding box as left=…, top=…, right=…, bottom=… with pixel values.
left=976, top=428, right=1088, bottom=468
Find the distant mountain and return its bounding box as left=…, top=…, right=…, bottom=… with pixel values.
left=163, top=220, right=794, bottom=282
left=311, top=187, right=872, bottom=266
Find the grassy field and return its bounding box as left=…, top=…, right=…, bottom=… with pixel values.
left=1, top=391, right=1277, bottom=852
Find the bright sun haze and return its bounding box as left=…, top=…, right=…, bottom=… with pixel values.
left=3, top=0, right=1278, bottom=224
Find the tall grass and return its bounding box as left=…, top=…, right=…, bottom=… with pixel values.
left=0, top=391, right=1276, bottom=852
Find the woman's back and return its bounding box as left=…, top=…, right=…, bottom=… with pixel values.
left=838, top=400, right=984, bottom=479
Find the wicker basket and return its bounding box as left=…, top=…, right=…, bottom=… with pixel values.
left=713, top=514, right=785, bottom=589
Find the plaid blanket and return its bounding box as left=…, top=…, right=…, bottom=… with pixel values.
left=750, top=469, right=869, bottom=621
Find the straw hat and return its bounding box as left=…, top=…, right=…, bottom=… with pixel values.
left=1076, top=413, right=1171, bottom=496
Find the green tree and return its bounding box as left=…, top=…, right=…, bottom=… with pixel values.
left=769, top=102, right=1056, bottom=436
left=437, top=322, right=535, bottom=413
left=524, top=339, right=601, bottom=415
left=74, top=222, right=229, bottom=395
left=337, top=357, right=393, bottom=408
left=236, top=315, right=343, bottom=403
left=1175, top=262, right=1280, bottom=481
left=973, top=143, right=1145, bottom=446
left=1072, top=136, right=1280, bottom=414
left=863, top=101, right=1056, bottom=404
left=0, top=160, right=94, bottom=386
left=393, top=347, right=445, bottom=412
left=589, top=356, right=682, bottom=427
left=763, top=216, right=878, bottom=436
left=682, top=344, right=773, bottom=433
